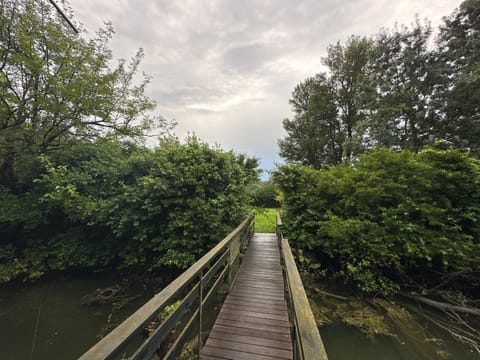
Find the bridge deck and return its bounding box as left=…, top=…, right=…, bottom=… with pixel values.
left=201, top=233, right=293, bottom=360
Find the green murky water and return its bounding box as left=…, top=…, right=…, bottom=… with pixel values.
left=320, top=322, right=478, bottom=360
left=1, top=274, right=477, bottom=360
left=0, top=273, right=152, bottom=360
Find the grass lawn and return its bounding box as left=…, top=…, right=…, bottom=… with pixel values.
left=254, top=208, right=277, bottom=233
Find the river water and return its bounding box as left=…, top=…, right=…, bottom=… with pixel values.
left=0, top=273, right=477, bottom=360
left=0, top=273, right=152, bottom=360
left=321, top=323, right=478, bottom=360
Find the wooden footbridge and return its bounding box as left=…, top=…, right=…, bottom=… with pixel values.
left=79, top=212, right=328, bottom=360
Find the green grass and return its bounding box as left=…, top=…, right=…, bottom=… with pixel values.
left=254, top=208, right=277, bottom=233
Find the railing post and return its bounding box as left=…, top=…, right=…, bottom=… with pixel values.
left=276, top=211, right=283, bottom=250
left=197, top=271, right=203, bottom=359
left=229, top=232, right=239, bottom=288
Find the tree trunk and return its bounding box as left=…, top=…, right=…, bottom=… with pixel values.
left=401, top=293, right=480, bottom=317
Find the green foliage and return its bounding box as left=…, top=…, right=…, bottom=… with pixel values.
left=366, top=20, right=434, bottom=152
left=275, top=148, right=480, bottom=294
left=279, top=74, right=341, bottom=167
left=280, top=1, right=480, bottom=166
left=0, top=0, right=258, bottom=283
left=279, top=37, right=370, bottom=167
left=250, top=179, right=280, bottom=208
left=435, top=0, right=480, bottom=154
left=94, top=137, right=258, bottom=270
left=0, top=138, right=259, bottom=283
left=254, top=208, right=277, bottom=233
left=0, top=0, right=173, bottom=189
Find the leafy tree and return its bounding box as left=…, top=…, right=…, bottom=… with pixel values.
left=323, top=36, right=371, bottom=160
left=0, top=0, right=259, bottom=285
left=434, top=0, right=480, bottom=154
left=366, top=20, right=435, bottom=151
left=280, top=1, right=480, bottom=165
left=0, top=0, right=171, bottom=189
left=279, top=37, right=370, bottom=167
left=279, top=74, right=340, bottom=168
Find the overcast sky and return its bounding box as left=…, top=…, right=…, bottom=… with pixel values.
left=67, top=0, right=461, bottom=176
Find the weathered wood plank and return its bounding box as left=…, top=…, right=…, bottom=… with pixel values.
left=218, top=313, right=290, bottom=328
left=215, top=317, right=291, bottom=334
left=219, top=307, right=289, bottom=322
left=222, top=303, right=288, bottom=316
left=229, top=288, right=284, bottom=298
left=224, top=299, right=288, bottom=311
left=202, top=345, right=287, bottom=360
left=224, top=294, right=286, bottom=306
left=213, top=324, right=292, bottom=342
left=201, top=233, right=293, bottom=360
left=208, top=330, right=292, bottom=350
left=206, top=338, right=293, bottom=359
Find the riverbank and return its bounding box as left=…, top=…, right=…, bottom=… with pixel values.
left=308, top=283, right=478, bottom=359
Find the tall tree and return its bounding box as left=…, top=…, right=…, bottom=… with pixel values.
left=434, top=0, right=480, bottom=154
left=279, top=74, right=341, bottom=168
left=323, top=36, right=371, bottom=160
left=279, top=37, right=370, bottom=167
left=0, top=0, right=170, bottom=189
left=365, top=20, right=435, bottom=152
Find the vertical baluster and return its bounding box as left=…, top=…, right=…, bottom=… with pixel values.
left=197, top=271, right=203, bottom=359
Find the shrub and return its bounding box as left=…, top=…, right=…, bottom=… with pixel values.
left=275, top=148, right=480, bottom=294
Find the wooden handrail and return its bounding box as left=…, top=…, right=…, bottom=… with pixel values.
left=276, top=211, right=328, bottom=360
left=79, top=211, right=255, bottom=360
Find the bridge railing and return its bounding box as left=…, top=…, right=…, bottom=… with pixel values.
left=79, top=211, right=255, bottom=360
left=276, top=211, right=328, bottom=360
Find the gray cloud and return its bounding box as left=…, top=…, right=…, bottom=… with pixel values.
left=68, top=0, right=461, bottom=176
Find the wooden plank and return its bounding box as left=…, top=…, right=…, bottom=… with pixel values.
left=212, top=324, right=292, bottom=342
left=222, top=303, right=288, bottom=316
left=228, top=290, right=284, bottom=301
left=235, top=274, right=284, bottom=281
left=225, top=294, right=286, bottom=306
left=218, top=313, right=290, bottom=328
left=206, top=338, right=292, bottom=359
left=209, top=330, right=292, bottom=350
left=219, top=308, right=289, bottom=322
left=215, top=317, right=291, bottom=334
left=201, top=233, right=293, bottom=360
left=234, top=277, right=284, bottom=285
left=232, top=284, right=285, bottom=294
left=232, top=286, right=284, bottom=296
left=236, top=275, right=282, bottom=280
left=224, top=299, right=288, bottom=312
left=202, top=345, right=287, bottom=360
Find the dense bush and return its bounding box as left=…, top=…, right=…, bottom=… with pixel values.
left=275, top=148, right=480, bottom=294
left=250, top=179, right=280, bottom=208
left=0, top=138, right=258, bottom=283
